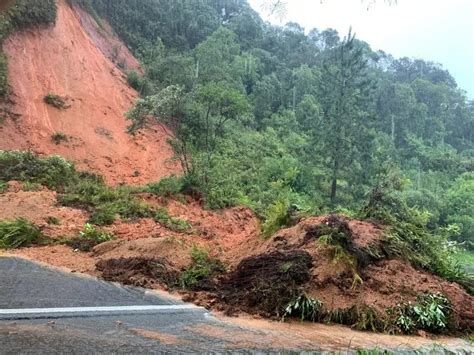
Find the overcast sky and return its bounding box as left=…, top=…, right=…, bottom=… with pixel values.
left=247, top=0, right=474, bottom=99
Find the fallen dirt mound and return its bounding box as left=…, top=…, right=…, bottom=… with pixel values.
left=179, top=215, right=473, bottom=333
left=96, top=257, right=179, bottom=289
left=218, top=250, right=313, bottom=318
left=0, top=0, right=179, bottom=185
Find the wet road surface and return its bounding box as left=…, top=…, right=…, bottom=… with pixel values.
left=1, top=257, right=473, bottom=354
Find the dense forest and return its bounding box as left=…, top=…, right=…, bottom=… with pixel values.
left=70, top=0, right=473, bottom=250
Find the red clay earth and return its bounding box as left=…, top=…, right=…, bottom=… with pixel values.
left=0, top=0, right=179, bottom=185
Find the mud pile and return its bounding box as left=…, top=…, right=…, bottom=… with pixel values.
left=96, top=257, right=179, bottom=289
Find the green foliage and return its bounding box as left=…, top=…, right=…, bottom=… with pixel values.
left=395, top=293, right=452, bottom=334
left=179, top=246, right=225, bottom=288
left=444, top=173, right=474, bottom=250
left=61, top=181, right=154, bottom=226
left=44, top=93, right=69, bottom=109
left=153, top=208, right=191, bottom=233
left=66, top=223, right=115, bottom=252
left=261, top=200, right=292, bottom=238
left=0, top=150, right=76, bottom=191
left=0, top=218, right=44, bottom=249
left=360, top=182, right=473, bottom=293
left=147, top=175, right=184, bottom=197
left=126, top=70, right=151, bottom=95
left=51, top=132, right=68, bottom=145
left=0, top=53, right=7, bottom=98
left=284, top=294, right=323, bottom=322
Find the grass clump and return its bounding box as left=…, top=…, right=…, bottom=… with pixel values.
left=43, top=93, right=69, bottom=109
left=51, top=132, right=68, bottom=145
left=284, top=294, right=323, bottom=322
left=179, top=246, right=225, bottom=288
left=66, top=223, right=115, bottom=252
left=261, top=200, right=293, bottom=238
left=147, top=175, right=184, bottom=197
left=154, top=207, right=191, bottom=233
left=0, top=218, right=44, bottom=249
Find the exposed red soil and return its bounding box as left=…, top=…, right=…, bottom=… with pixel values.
left=0, top=0, right=179, bottom=185
left=0, top=182, right=88, bottom=239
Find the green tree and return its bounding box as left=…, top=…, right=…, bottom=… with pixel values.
left=318, top=30, right=374, bottom=203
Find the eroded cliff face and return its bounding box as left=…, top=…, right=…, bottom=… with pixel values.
left=0, top=0, right=179, bottom=185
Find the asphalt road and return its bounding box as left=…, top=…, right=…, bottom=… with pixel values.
left=1, top=257, right=320, bottom=353
left=1, top=257, right=472, bottom=354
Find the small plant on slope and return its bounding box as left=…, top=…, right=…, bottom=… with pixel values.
left=43, top=93, right=69, bottom=109
left=0, top=218, right=44, bottom=249
left=179, top=246, right=225, bottom=288
left=51, top=132, right=68, bottom=145
left=66, top=223, right=115, bottom=252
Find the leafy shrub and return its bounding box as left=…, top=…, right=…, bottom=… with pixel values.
left=66, top=223, right=115, bottom=252
left=179, top=246, right=225, bottom=288
left=0, top=150, right=76, bottom=190
left=7, top=0, right=57, bottom=30
left=0, top=218, right=44, bottom=249
left=147, top=175, right=184, bottom=197
left=360, top=185, right=473, bottom=293
left=395, top=293, right=452, bottom=333
left=154, top=207, right=191, bottom=233
left=51, top=132, right=68, bottom=144
left=261, top=200, right=292, bottom=238
left=284, top=294, right=323, bottom=321
left=44, top=93, right=69, bottom=109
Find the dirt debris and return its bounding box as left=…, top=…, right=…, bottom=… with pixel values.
left=96, top=257, right=179, bottom=289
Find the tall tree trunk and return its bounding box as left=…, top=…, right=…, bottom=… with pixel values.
left=391, top=114, right=395, bottom=142
left=330, top=156, right=339, bottom=203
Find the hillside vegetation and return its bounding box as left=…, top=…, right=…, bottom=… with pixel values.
left=74, top=0, right=474, bottom=252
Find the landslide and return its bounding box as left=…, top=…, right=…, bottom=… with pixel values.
left=0, top=0, right=178, bottom=185
left=3, top=177, right=473, bottom=334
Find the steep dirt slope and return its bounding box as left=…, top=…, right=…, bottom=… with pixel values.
left=0, top=0, right=178, bottom=185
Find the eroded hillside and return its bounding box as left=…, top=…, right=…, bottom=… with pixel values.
left=0, top=0, right=178, bottom=185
